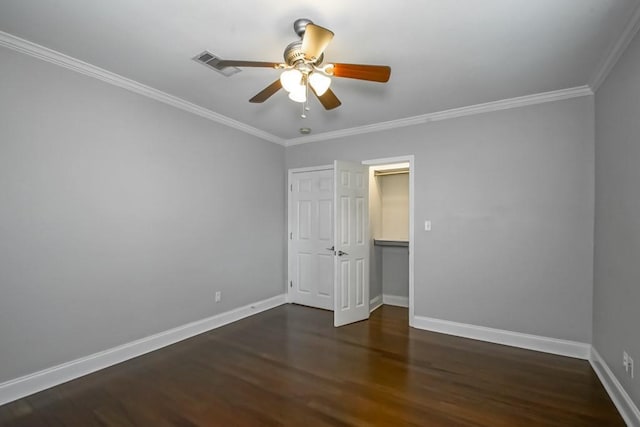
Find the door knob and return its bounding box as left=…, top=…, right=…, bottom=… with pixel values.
left=326, top=246, right=335, bottom=251
left=337, top=250, right=348, bottom=256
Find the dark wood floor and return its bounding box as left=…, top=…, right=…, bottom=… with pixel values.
left=0, top=305, right=623, bottom=426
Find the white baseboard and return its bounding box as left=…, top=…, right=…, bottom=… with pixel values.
left=369, top=295, right=383, bottom=313
left=412, top=315, right=590, bottom=360
left=383, top=294, right=409, bottom=308
left=590, top=347, right=640, bottom=426
left=0, top=294, right=286, bottom=406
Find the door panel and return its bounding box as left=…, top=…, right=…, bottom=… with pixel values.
left=356, top=198, right=365, bottom=244
left=339, top=196, right=350, bottom=245
left=334, top=161, right=370, bottom=327
left=298, top=200, right=312, bottom=240
left=289, top=168, right=334, bottom=310
left=356, top=258, right=365, bottom=306
left=317, top=254, right=333, bottom=296
left=297, top=253, right=312, bottom=293
left=340, top=260, right=350, bottom=309
left=318, top=200, right=333, bottom=240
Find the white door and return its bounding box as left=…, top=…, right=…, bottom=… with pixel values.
left=289, top=168, right=334, bottom=310
left=334, top=161, right=370, bottom=327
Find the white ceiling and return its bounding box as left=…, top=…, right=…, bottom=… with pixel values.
left=0, top=0, right=638, bottom=141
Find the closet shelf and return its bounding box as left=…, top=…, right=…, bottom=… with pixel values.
left=374, top=239, right=409, bottom=247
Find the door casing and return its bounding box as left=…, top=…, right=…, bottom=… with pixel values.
left=362, top=155, right=415, bottom=326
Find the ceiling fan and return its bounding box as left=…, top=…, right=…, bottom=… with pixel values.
left=215, top=18, right=391, bottom=117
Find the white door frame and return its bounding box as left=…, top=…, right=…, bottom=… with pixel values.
left=362, top=155, right=415, bottom=327
left=287, top=164, right=333, bottom=304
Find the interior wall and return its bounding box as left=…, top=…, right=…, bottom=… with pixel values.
left=593, top=28, right=640, bottom=407
left=380, top=173, right=409, bottom=240
left=0, top=46, right=286, bottom=384
left=286, top=96, right=595, bottom=343
left=381, top=246, right=409, bottom=299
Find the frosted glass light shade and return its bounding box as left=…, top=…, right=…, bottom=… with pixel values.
left=309, top=72, right=331, bottom=96
left=288, top=85, right=307, bottom=103
left=280, top=69, right=303, bottom=93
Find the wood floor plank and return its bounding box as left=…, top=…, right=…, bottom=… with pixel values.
left=0, top=305, right=624, bottom=426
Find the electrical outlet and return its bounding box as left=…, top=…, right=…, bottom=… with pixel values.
left=623, top=351, right=635, bottom=379
left=215, top=291, right=221, bottom=303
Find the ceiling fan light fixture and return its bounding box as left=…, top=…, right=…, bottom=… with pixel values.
left=309, top=72, right=331, bottom=96
left=280, top=69, right=303, bottom=93
left=288, top=85, right=307, bottom=103
left=214, top=18, right=390, bottom=115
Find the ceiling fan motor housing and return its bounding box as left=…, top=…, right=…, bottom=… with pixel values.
left=284, top=19, right=326, bottom=66
left=284, top=41, right=305, bottom=65
left=284, top=41, right=324, bottom=66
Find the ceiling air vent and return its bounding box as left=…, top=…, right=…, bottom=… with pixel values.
left=193, top=51, right=241, bottom=77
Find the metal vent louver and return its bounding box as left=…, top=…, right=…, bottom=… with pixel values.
left=193, top=51, right=241, bottom=77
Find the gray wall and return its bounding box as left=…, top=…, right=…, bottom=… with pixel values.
left=594, top=29, right=640, bottom=406
left=287, top=96, right=595, bottom=343
left=0, top=47, right=285, bottom=383
left=381, top=246, right=409, bottom=298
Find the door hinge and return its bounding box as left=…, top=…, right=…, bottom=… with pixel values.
left=289, top=232, right=293, bottom=240
left=290, top=184, right=293, bottom=191
left=290, top=280, right=293, bottom=288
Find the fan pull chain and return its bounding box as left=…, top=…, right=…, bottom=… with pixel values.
left=301, top=79, right=310, bottom=118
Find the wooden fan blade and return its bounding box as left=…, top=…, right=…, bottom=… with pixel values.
left=311, top=86, right=341, bottom=110
left=301, top=24, right=334, bottom=61
left=329, top=63, right=391, bottom=82
left=249, top=80, right=283, bottom=103
left=217, top=60, right=282, bottom=68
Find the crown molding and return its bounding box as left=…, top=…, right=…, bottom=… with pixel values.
left=589, top=1, right=640, bottom=92
left=285, top=85, right=593, bottom=146
left=0, top=31, right=285, bottom=146
left=1, top=30, right=596, bottom=148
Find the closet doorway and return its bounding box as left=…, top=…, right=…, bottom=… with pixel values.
left=363, top=156, right=415, bottom=324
